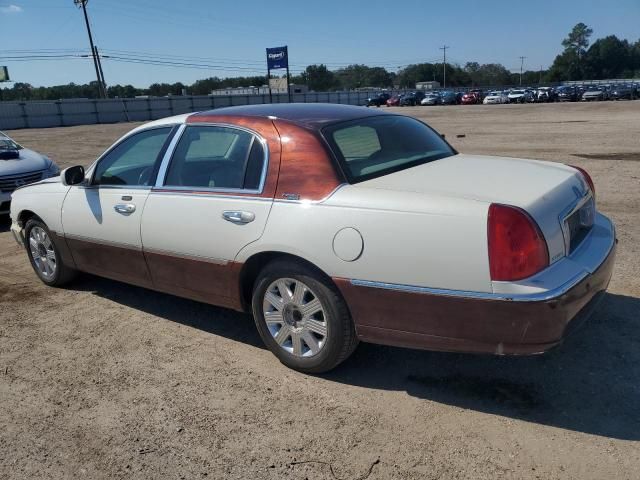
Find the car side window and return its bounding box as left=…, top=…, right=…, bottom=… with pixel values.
left=93, top=127, right=172, bottom=186
left=164, top=126, right=265, bottom=191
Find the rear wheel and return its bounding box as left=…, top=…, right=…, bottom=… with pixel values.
left=251, top=259, right=358, bottom=373
left=24, top=218, right=76, bottom=286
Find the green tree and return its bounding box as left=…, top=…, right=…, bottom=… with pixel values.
left=562, top=22, right=593, bottom=59
left=547, top=23, right=594, bottom=81
left=396, top=63, right=438, bottom=88
left=334, top=64, right=393, bottom=90
left=584, top=36, right=631, bottom=79
left=299, top=64, right=337, bottom=91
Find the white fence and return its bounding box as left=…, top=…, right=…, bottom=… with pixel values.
left=0, top=91, right=384, bottom=130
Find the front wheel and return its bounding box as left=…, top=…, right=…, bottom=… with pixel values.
left=251, top=260, right=358, bottom=373
left=24, top=218, right=76, bottom=286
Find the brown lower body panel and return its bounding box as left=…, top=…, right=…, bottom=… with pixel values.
left=335, top=243, right=616, bottom=355
left=144, top=250, right=243, bottom=311
left=59, top=235, right=244, bottom=311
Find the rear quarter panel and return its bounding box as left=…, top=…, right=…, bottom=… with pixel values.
left=237, top=186, right=492, bottom=293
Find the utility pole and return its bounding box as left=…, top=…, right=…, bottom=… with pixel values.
left=74, top=0, right=104, bottom=98
left=519, top=56, right=526, bottom=86
left=94, top=45, right=107, bottom=97
left=440, top=45, right=449, bottom=88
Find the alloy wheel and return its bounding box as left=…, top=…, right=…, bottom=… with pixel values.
left=262, top=278, right=328, bottom=357
left=29, top=226, right=57, bottom=279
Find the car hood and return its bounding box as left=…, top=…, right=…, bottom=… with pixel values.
left=352, top=153, right=582, bottom=209
left=0, top=148, right=51, bottom=176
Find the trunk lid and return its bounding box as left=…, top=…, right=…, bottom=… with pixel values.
left=354, top=153, right=592, bottom=264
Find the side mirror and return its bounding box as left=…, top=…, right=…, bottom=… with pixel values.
left=61, top=165, right=85, bottom=186
left=440, top=133, right=446, bottom=139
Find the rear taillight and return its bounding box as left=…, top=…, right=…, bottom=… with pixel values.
left=569, top=165, right=595, bottom=199
left=487, top=204, right=549, bottom=281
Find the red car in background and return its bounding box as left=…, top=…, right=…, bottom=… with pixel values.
left=386, top=94, right=403, bottom=107
left=461, top=91, right=482, bottom=105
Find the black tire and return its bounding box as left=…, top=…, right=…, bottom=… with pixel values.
left=24, top=218, right=77, bottom=286
left=251, top=259, right=358, bottom=373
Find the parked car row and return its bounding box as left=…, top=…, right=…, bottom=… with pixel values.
left=365, top=82, right=640, bottom=108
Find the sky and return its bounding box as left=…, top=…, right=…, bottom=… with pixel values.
left=1, top=0, right=639, bottom=88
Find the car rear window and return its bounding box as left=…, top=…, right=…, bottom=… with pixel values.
left=323, top=115, right=454, bottom=183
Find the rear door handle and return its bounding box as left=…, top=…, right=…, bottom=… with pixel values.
left=222, top=210, right=255, bottom=224
left=114, top=203, right=136, bottom=215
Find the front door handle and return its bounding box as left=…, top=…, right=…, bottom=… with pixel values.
left=222, top=210, right=255, bottom=224
left=114, top=203, right=136, bottom=215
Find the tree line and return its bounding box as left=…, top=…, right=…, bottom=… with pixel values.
left=1, top=24, right=638, bottom=101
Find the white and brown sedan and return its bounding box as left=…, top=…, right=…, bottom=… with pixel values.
left=10, top=104, right=616, bottom=373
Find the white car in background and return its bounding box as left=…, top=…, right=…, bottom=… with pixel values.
left=8, top=105, right=616, bottom=373
left=0, top=131, right=60, bottom=215
left=483, top=91, right=509, bottom=104
left=507, top=89, right=530, bottom=103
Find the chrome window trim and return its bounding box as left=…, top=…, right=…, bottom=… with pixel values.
left=155, top=124, right=187, bottom=187
left=155, top=123, right=270, bottom=195
left=77, top=184, right=152, bottom=191
left=149, top=190, right=273, bottom=202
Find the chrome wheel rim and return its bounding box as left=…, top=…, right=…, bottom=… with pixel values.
left=29, top=226, right=57, bottom=279
left=263, top=278, right=327, bottom=357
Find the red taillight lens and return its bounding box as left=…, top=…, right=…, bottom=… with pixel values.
left=568, top=165, right=595, bottom=199
left=487, top=204, right=549, bottom=281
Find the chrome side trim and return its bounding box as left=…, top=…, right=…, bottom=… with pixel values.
left=63, top=233, right=142, bottom=251
left=143, top=247, right=228, bottom=266
left=349, top=273, right=590, bottom=302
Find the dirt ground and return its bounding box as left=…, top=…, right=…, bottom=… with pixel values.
left=1, top=101, right=639, bottom=479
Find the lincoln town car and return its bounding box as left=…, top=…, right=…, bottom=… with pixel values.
left=9, top=104, right=616, bottom=373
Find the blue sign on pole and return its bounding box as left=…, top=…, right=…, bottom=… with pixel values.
left=266, top=46, right=288, bottom=70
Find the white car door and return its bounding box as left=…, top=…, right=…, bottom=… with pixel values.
left=61, top=126, right=175, bottom=287
left=141, top=124, right=274, bottom=306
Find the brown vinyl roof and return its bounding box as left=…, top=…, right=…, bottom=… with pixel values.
left=189, top=103, right=393, bottom=129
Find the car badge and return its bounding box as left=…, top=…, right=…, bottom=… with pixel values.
left=15, top=179, right=26, bottom=187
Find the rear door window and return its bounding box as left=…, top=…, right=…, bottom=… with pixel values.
left=164, top=126, right=266, bottom=191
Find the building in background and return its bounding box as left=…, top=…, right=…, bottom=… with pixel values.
left=210, top=78, right=308, bottom=96
left=416, top=81, right=441, bottom=90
